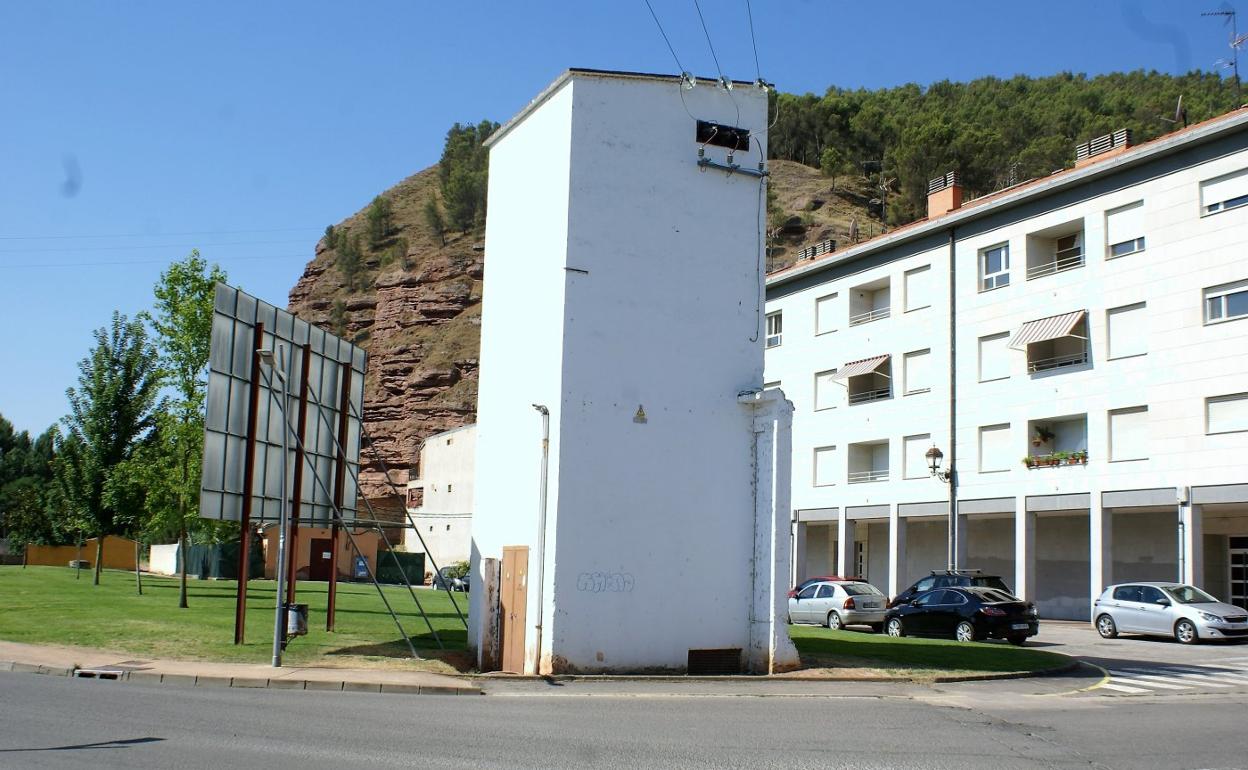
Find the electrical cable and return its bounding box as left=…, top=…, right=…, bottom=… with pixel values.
left=745, top=0, right=762, bottom=83
left=693, top=0, right=740, bottom=125
left=0, top=226, right=316, bottom=241
left=643, top=0, right=688, bottom=75
left=0, top=253, right=308, bottom=269
left=0, top=238, right=308, bottom=254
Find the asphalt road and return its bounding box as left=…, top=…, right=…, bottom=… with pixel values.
left=4, top=671, right=1248, bottom=770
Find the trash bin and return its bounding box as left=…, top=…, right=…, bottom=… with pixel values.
left=286, top=603, right=308, bottom=637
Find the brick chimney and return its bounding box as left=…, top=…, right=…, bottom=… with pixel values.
left=927, top=171, right=963, bottom=219
left=1075, top=128, right=1133, bottom=168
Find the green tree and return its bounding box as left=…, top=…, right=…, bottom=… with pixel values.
left=54, top=312, right=163, bottom=585
left=323, top=224, right=337, bottom=250
left=437, top=120, right=498, bottom=232
left=365, top=196, right=393, bottom=246
left=337, top=233, right=364, bottom=291
left=140, top=250, right=226, bottom=607
left=330, top=299, right=348, bottom=337
left=0, top=416, right=58, bottom=549
left=423, top=198, right=446, bottom=247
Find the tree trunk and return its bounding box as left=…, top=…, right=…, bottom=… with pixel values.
left=93, top=537, right=103, bottom=585
left=135, top=539, right=143, bottom=596
left=178, top=525, right=189, bottom=609
left=76, top=538, right=82, bottom=580
left=179, top=447, right=190, bottom=609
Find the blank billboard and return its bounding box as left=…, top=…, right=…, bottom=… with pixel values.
left=199, top=283, right=367, bottom=525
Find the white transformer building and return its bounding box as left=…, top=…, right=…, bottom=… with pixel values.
left=469, top=69, right=797, bottom=675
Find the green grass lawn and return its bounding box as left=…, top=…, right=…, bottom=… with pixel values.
left=787, top=623, right=1069, bottom=676
left=0, top=566, right=469, bottom=672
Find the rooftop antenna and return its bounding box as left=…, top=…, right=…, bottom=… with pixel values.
left=1160, top=94, right=1189, bottom=129
left=1204, top=7, right=1242, bottom=102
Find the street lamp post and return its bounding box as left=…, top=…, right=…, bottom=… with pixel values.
left=260, top=345, right=290, bottom=668
left=926, top=445, right=955, bottom=571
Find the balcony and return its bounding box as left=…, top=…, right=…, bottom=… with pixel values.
left=848, top=440, right=889, bottom=484
left=1025, top=415, right=1087, bottom=469
left=849, top=307, right=891, bottom=326
left=849, top=277, right=891, bottom=327
left=1023, top=450, right=1088, bottom=469
left=1026, top=223, right=1084, bottom=281
left=847, top=386, right=891, bottom=405
left=1027, top=349, right=1088, bottom=373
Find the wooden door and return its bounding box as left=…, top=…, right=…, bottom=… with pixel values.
left=309, top=538, right=334, bottom=582
left=500, top=546, right=529, bottom=674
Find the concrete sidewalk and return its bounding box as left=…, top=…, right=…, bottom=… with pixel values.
left=0, top=640, right=481, bottom=696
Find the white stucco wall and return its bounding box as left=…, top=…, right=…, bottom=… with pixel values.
left=405, top=425, right=476, bottom=571
left=471, top=70, right=782, bottom=673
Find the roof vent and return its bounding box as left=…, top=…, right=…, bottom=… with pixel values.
left=1075, top=129, right=1132, bottom=167
left=927, top=171, right=963, bottom=219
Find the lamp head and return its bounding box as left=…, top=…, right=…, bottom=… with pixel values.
left=258, top=349, right=276, bottom=367
left=925, top=445, right=944, bottom=473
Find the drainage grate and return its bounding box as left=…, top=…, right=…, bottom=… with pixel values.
left=73, top=669, right=122, bottom=680
left=687, top=648, right=742, bottom=675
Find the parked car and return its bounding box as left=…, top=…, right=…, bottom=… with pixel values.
left=788, top=579, right=887, bottom=631
left=884, top=587, right=1039, bottom=644
left=431, top=566, right=468, bottom=592
left=1093, top=582, right=1248, bottom=644
left=788, top=575, right=860, bottom=599
left=888, top=569, right=1013, bottom=608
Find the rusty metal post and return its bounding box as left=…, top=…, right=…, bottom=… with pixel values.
left=234, top=321, right=264, bottom=645
left=283, top=344, right=311, bottom=637
left=327, top=362, right=352, bottom=631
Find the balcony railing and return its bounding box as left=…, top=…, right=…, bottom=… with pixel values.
left=1028, top=349, right=1088, bottom=373
left=848, top=469, right=889, bottom=484
left=1026, top=249, right=1085, bottom=280
left=848, top=387, right=892, bottom=405
left=849, top=307, right=890, bottom=326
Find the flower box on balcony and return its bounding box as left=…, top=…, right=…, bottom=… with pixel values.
left=1023, top=450, right=1087, bottom=468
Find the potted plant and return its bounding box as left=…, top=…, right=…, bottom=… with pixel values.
left=1023, top=456, right=1036, bottom=469
left=1031, top=426, right=1055, bottom=448
left=1070, top=449, right=1088, bottom=465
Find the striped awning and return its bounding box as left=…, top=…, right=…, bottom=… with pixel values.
left=828, top=354, right=891, bottom=381
left=1008, top=310, right=1087, bottom=350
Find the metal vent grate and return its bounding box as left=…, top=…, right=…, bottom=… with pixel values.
left=927, top=171, right=960, bottom=194
left=687, top=648, right=742, bottom=675
left=1075, top=129, right=1132, bottom=161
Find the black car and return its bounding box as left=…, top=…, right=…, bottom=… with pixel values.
left=883, top=587, right=1039, bottom=645
left=888, top=570, right=1013, bottom=608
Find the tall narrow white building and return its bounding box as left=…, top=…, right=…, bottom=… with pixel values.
left=767, top=113, right=1248, bottom=620
left=470, top=69, right=796, bottom=673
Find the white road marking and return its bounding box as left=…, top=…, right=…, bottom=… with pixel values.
left=1099, top=682, right=1152, bottom=694
left=1105, top=671, right=1192, bottom=690
left=1117, top=669, right=1232, bottom=687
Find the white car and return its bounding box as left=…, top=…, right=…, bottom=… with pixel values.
left=788, top=579, right=887, bottom=631
left=1093, top=582, right=1248, bottom=644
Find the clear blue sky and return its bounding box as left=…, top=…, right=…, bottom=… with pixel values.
left=0, top=0, right=1238, bottom=434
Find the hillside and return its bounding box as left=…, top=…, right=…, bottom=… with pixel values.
left=287, top=167, right=483, bottom=509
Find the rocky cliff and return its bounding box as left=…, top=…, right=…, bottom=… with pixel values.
left=288, top=166, right=482, bottom=511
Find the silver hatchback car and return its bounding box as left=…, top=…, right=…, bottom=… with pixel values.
left=788, top=580, right=887, bottom=631
left=1093, top=582, right=1248, bottom=644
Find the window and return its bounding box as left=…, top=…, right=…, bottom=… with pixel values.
left=813, top=445, right=837, bottom=486
left=1026, top=222, right=1084, bottom=279
left=903, top=434, right=931, bottom=479
left=978, top=332, right=1010, bottom=382
left=1113, top=585, right=1142, bottom=602
left=1105, top=201, right=1145, bottom=257
left=814, top=369, right=838, bottom=411
left=904, top=265, right=932, bottom=312
left=816, top=584, right=834, bottom=599
left=1204, top=279, right=1248, bottom=324
left=1207, top=393, right=1248, bottom=434
left=1201, top=168, right=1248, bottom=214
left=979, top=243, right=1010, bottom=291
left=903, top=349, right=931, bottom=395
left=765, top=312, right=783, bottom=347
left=815, top=293, right=838, bottom=335
left=1107, top=303, right=1147, bottom=359
left=847, top=440, right=889, bottom=483
left=798, top=585, right=818, bottom=599
left=914, top=577, right=936, bottom=593
left=914, top=591, right=940, bottom=606
left=978, top=424, right=1011, bottom=473
left=1108, top=406, right=1148, bottom=462
left=1139, top=586, right=1167, bottom=604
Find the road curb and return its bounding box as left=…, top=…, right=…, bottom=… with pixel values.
left=460, top=654, right=1082, bottom=685
left=0, top=659, right=482, bottom=697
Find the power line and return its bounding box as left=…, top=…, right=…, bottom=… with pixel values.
left=693, top=0, right=727, bottom=85
left=642, top=0, right=688, bottom=75
left=0, top=226, right=317, bottom=241
left=745, top=0, right=762, bottom=83
left=0, top=253, right=309, bottom=269
left=0, top=238, right=309, bottom=254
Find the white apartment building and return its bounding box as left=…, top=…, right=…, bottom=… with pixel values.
left=404, top=424, right=476, bottom=574
left=766, top=112, right=1248, bottom=620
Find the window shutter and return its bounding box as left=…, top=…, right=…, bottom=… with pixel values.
left=1201, top=169, right=1248, bottom=209
left=814, top=446, right=837, bottom=486
left=815, top=293, right=838, bottom=334
left=978, top=333, right=1010, bottom=381
left=904, top=266, right=932, bottom=312
left=1109, top=407, right=1149, bottom=461
left=903, top=434, right=930, bottom=479
left=1107, top=303, right=1147, bottom=359
left=1106, top=202, right=1144, bottom=247
left=978, top=424, right=1011, bottom=472
left=1208, top=394, right=1248, bottom=434
left=904, top=349, right=931, bottom=394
